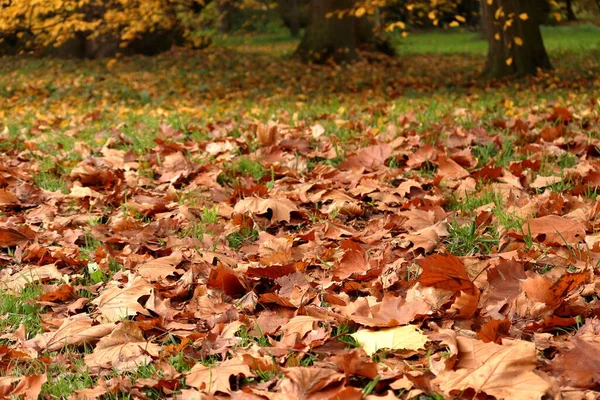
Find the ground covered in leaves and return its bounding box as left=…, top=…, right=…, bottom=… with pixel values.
left=0, top=29, right=600, bottom=399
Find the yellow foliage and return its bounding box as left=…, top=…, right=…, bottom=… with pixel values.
left=0, top=0, right=198, bottom=49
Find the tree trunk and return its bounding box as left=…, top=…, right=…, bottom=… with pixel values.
left=281, top=0, right=302, bottom=37
left=481, top=0, right=552, bottom=78
left=565, top=0, right=577, bottom=21
left=296, top=0, right=358, bottom=63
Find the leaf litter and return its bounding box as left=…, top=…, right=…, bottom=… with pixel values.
left=0, top=48, right=599, bottom=398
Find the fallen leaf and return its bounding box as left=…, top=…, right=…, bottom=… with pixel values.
left=522, top=215, right=585, bottom=245
left=234, top=197, right=300, bottom=222
left=84, top=321, right=160, bottom=373
left=417, top=253, right=475, bottom=294
left=0, top=264, right=63, bottom=292
left=91, top=275, right=154, bottom=322
left=26, top=316, right=115, bottom=352
left=433, top=337, right=551, bottom=399
left=185, top=357, right=253, bottom=394
left=351, top=325, right=428, bottom=356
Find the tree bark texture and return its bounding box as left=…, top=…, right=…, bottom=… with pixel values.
left=481, top=0, right=552, bottom=77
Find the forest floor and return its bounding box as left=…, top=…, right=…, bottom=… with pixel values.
left=0, top=25, right=599, bottom=399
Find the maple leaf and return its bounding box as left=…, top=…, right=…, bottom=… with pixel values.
left=339, top=293, right=431, bottom=327
left=0, top=226, right=30, bottom=247
left=278, top=315, right=327, bottom=349
left=84, top=321, right=160, bottom=374
left=0, top=264, right=63, bottom=293
left=185, top=357, right=253, bottom=394
left=278, top=367, right=345, bottom=398
left=437, top=155, right=470, bottom=179
left=522, top=215, right=585, bottom=245
left=136, top=253, right=184, bottom=281
left=0, top=374, right=46, bottom=400
left=234, top=197, right=300, bottom=223
left=26, top=316, right=115, bottom=352
left=91, top=275, right=154, bottom=322
left=351, top=325, right=428, bottom=356
left=433, top=337, right=551, bottom=400
left=417, top=253, right=476, bottom=294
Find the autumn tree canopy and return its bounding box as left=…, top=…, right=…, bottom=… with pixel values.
left=0, top=0, right=212, bottom=57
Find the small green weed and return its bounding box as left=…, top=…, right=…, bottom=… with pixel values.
left=227, top=227, right=259, bottom=250
left=445, top=218, right=498, bottom=256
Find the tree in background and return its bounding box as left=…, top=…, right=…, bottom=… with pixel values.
left=296, top=0, right=395, bottom=63
left=481, top=0, right=552, bottom=77
left=0, top=0, right=212, bottom=57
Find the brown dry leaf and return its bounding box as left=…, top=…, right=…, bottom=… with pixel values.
left=26, top=316, right=115, bottom=352
left=476, top=319, right=511, bottom=344
left=550, top=336, right=600, bottom=388
left=84, top=321, right=160, bottom=373
left=234, top=197, right=300, bottom=223
left=91, top=275, right=154, bottom=322
left=0, top=374, right=46, bottom=399
left=330, top=349, right=379, bottom=379
left=69, top=386, right=108, bottom=400
left=522, top=215, right=585, bottom=245
left=433, top=337, right=551, bottom=400
left=340, top=293, right=431, bottom=327
left=521, top=271, right=587, bottom=309
left=278, top=367, right=344, bottom=398
left=137, top=253, right=184, bottom=281
left=530, top=175, right=563, bottom=189
left=258, top=237, right=293, bottom=265
left=340, top=143, right=392, bottom=170
left=417, top=254, right=475, bottom=294
left=0, top=227, right=30, bottom=247
left=185, top=357, right=253, bottom=394
left=0, top=264, right=63, bottom=293
left=279, top=315, right=326, bottom=348
left=437, top=155, right=470, bottom=179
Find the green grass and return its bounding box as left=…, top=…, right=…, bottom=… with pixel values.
left=215, top=24, right=600, bottom=56
left=445, top=218, right=499, bottom=256
left=0, top=285, right=44, bottom=339
left=392, top=23, right=600, bottom=55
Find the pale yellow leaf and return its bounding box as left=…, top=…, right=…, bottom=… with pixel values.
left=355, top=7, right=366, bottom=17
left=506, top=57, right=513, bottom=66
left=351, top=325, right=428, bottom=356
left=519, top=13, right=529, bottom=20
left=514, top=36, right=523, bottom=46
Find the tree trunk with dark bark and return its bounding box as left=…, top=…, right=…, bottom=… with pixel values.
left=296, top=0, right=358, bottom=62
left=481, top=0, right=552, bottom=77
left=565, top=0, right=577, bottom=21
left=280, top=0, right=302, bottom=37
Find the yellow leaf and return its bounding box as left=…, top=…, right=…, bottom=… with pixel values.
left=553, top=12, right=562, bottom=21
left=351, top=325, right=428, bottom=356
left=519, top=13, right=529, bottom=20
left=506, top=57, right=513, bottom=66
left=428, top=11, right=436, bottom=20
left=514, top=37, right=523, bottom=46
left=449, top=21, right=460, bottom=27
left=495, top=6, right=503, bottom=20
left=355, top=7, right=366, bottom=17
left=455, top=15, right=466, bottom=23
left=487, top=0, right=493, bottom=4
left=494, top=33, right=501, bottom=41
left=106, top=58, right=117, bottom=69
